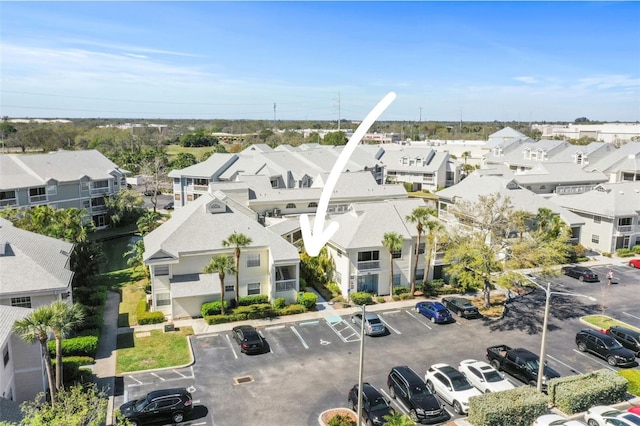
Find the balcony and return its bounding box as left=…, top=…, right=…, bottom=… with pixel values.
left=90, top=187, right=110, bottom=195
left=0, top=199, right=17, bottom=208
left=357, top=260, right=380, bottom=271
left=193, top=185, right=209, bottom=192
left=29, top=195, right=47, bottom=203
left=616, top=224, right=639, bottom=233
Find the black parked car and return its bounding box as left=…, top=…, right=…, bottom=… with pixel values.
left=575, top=329, right=637, bottom=367
left=163, top=201, right=174, bottom=210
left=441, top=297, right=481, bottom=319
left=608, top=326, right=640, bottom=357
left=232, top=325, right=265, bottom=354
left=119, top=388, right=193, bottom=425
left=347, top=383, right=394, bottom=426
left=387, top=366, right=449, bottom=424
left=561, top=265, right=599, bottom=282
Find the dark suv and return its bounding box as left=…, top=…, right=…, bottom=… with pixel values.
left=608, top=326, right=640, bottom=357
left=347, top=383, right=394, bottom=425
left=387, top=366, right=449, bottom=424
left=575, top=329, right=637, bottom=367
left=561, top=265, right=599, bottom=282
left=119, top=388, right=193, bottom=425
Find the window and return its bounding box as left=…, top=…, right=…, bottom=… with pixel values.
left=285, top=203, right=296, bottom=209
left=393, top=274, right=401, bottom=286
left=594, top=215, right=601, bottom=224
left=156, top=293, right=171, bottom=306
left=247, top=283, right=261, bottom=295
left=29, top=187, right=45, bottom=197
left=392, top=248, right=402, bottom=259
left=335, top=271, right=342, bottom=284
left=591, top=234, right=600, bottom=244
left=154, top=266, right=169, bottom=276
left=358, top=251, right=379, bottom=262
left=225, top=284, right=234, bottom=292
left=539, top=185, right=546, bottom=190
left=92, top=180, right=109, bottom=190
left=47, top=183, right=57, bottom=195
left=276, top=281, right=296, bottom=292
left=3, top=345, right=9, bottom=367
left=174, top=193, right=181, bottom=201
left=0, top=190, right=16, bottom=207
left=416, top=269, right=425, bottom=281
left=308, top=202, right=318, bottom=208
left=247, top=254, right=260, bottom=267
left=618, top=217, right=632, bottom=226
left=11, top=297, right=31, bottom=308
left=415, top=243, right=425, bottom=255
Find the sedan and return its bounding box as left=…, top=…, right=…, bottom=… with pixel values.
left=442, top=297, right=481, bottom=319
left=629, top=259, right=640, bottom=268
left=533, top=414, right=586, bottom=426
left=415, top=301, right=453, bottom=324
left=561, top=265, right=599, bottom=282
left=351, top=312, right=386, bottom=336
left=163, top=201, right=174, bottom=210
left=347, top=383, right=394, bottom=426
left=458, top=359, right=515, bottom=393
left=425, top=363, right=481, bottom=415
left=232, top=325, right=265, bottom=354
left=584, top=406, right=640, bottom=426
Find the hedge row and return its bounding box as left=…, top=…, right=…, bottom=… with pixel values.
left=136, top=299, right=164, bottom=325
left=205, top=303, right=307, bottom=325
left=468, top=385, right=548, bottom=426
left=48, top=336, right=99, bottom=358
left=349, top=292, right=374, bottom=305
left=238, top=295, right=269, bottom=306
left=548, top=369, right=628, bottom=414
left=201, top=300, right=228, bottom=317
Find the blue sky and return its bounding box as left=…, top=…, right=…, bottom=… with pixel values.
left=1, top=2, right=639, bottom=122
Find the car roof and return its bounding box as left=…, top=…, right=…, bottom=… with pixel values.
left=425, top=301, right=447, bottom=309
left=460, top=359, right=492, bottom=370
left=358, top=383, right=384, bottom=398
left=363, top=312, right=380, bottom=320
left=610, top=325, right=640, bottom=337
left=145, top=388, right=190, bottom=398
left=579, top=328, right=617, bottom=342
left=391, top=366, right=424, bottom=384
left=511, top=348, right=539, bottom=359
left=430, top=363, right=462, bottom=378
left=445, top=297, right=471, bottom=304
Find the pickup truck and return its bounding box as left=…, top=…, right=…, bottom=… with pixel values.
left=486, top=345, right=560, bottom=391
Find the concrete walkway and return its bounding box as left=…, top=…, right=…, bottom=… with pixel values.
left=94, top=291, right=120, bottom=426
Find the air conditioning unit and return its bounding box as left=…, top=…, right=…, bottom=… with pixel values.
left=273, top=208, right=281, bottom=217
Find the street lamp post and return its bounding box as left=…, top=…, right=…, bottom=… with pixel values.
left=525, top=277, right=596, bottom=392
left=356, top=303, right=365, bottom=425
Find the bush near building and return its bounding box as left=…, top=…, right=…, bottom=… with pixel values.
left=548, top=369, right=628, bottom=415
left=467, top=385, right=548, bottom=426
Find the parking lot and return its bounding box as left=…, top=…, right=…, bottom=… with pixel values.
left=116, top=263, right=639, bottom=425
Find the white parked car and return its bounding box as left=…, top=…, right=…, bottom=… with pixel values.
left=533, top=414, right=586, bottom=426
left=584, top=406, right=640, bottom=426
left=458, top=359, right=515, bottom=394
left=424, top=363, right=481, bottom=415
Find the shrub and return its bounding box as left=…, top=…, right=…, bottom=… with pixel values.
left=402, top=182, right=413, bottom=193
left=376, top=296, right=385, bottom=304
left=548, top=369, right=628, bottom=414
left=603, top=252, right=612, bottom=258
left=632, top=245, right=640, bottom=254
left=392, top=295, right=400, bottom=301
left=393, top=286, right=409, bottom=295
left=326, top=282, right=342, bottom=298
left=48, top=336, right=99, bottom=358
left=350, top=292, right=373, bottom=305
left=298, top=292, right=318, bottom=309
left=233, top=303, right=275, bottom=319
left=331, top=295, right=346, bottom=303
left=238, top=295, right=269, bottom=306
left=200, top=300, right=228, bottom=317
left=273, top=297, right=287, bottom=310
left=62, top=356, right=95, bottom=365
left=429, top=279, right=445, bottom=288
left=328, top=414, right=357, bottom=426
left=398, top=292, right=415, bottom=300
left=278, top=304, right=306, bottom=316
left=205, top=314, right=246, bottom=325
left=468, top=386, right=548, bottom=426
left=616, top=248, right=634, bottom=257
left=136, top=299, right=164, bottom=325
left=299, top=277, right=306, bottom=288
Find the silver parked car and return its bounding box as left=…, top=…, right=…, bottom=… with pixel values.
left=351, top=312, right=386, bottom=336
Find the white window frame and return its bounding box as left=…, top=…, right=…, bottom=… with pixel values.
left=247, top=283, right=261, bottom=295
left=591, top=234, right=600, bottom=244
left=246, top=254, right=260, bottom=267
left=156, top=292, right=171, bottom=307
left=276, top=281, right=296, bottom=292
left=225, top=284, right=234, bottom=292
left=10, top=297, right=31, bottom=308
left=154, top=265, right=169, bottom=276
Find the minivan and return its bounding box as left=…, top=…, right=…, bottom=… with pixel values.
left=387, top=366, right=449, bottom=424
left=575, top=329, right=637, bottom=367
left=608, top=326, right=640, bottom=357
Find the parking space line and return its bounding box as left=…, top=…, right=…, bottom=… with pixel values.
left=290, top=326, right=309, bottom=349
left=128, top=375, right=142, bottom=385
left=265, top=325, right=285, bottom=330
left=546, top=354, right=583, bottom=374
left=299, top=320, right=319, bottom=326
left=405, top=310, right=432, bottom=330
left=571, top=349, right=616, bottom=371
left=195, top=333, right=218, bottom=339
left=382, top=310, right=401, bottom=315
left=378, top=317, right=401, bottom=335
left=623, top=311, right=640, bottom=321
left=225, top=334, right=238, bottom=359
left=150, top=372, right=165, bottom=381
left=173, top=369, right=188, bottom=378
left=324, top=318, right=361, bottom=342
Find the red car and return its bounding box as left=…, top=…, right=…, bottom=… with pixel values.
left=630, top=406, right=640, bottom=416
left=629, top=258, right=640, bottom=268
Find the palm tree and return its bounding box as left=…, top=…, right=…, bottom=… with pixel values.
left=423, top=215, right=444, bottom=283
left=136, top=211, right=161, bottom=236
left=203, top=255, right=236, bottom=315
left=405, top=207, right=435, bottom=294
left=12, top=304, right=58, bottom=406
left=125, top=239, right=147, bottom=277
left=51, top=301, right=85, bottom=390
left=382, top=411, right=414, bottom=426
left=222, top=232, right=252, bottom=304
left=382, top=232, right=403, bottom=296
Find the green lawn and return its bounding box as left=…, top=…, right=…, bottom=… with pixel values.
left=581, top=315, right=640, bottom=332
left=165, top=144, right=216, bottom=161
left=116, top=327, right=194, bottom=374
left=119, top=275, right=148, bottom=327
left=619, top=370, right=640, bottom=397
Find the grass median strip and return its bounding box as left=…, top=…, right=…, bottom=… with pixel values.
left=116, top=326, right=194, bottom=374
left=581, top=315, right=640, bottom=332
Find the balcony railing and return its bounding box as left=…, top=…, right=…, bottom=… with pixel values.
left=90, top=187, right=110, bottom=195
left=0, top=199, right=17, bottom=208
left=357, top=260, right=380, bottom=271
left=275, top=279, right=297, bottom=292
left=616, top=224, right=639, bottom=233
left=193, top=185, right=209, bottom=192
left=29, top=195, right=47, bottom=203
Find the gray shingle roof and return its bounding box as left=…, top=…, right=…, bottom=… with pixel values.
left=0, top=150, right=123, bottom=189
left=0, top=218, right=74, bottom=296
left=0, top=305, right=32, bottom=348
left=549, top=182, right=640, bottom=217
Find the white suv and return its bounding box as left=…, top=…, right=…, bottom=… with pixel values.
left=458, top=359, right=515, bottom=393
left=425, top=363, right=481, bottom=414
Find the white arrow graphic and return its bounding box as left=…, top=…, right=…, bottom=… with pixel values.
left=300, top=91, right=397, bottom=256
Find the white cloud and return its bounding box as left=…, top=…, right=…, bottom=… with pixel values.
left=513, top=76, right=538, bottom=84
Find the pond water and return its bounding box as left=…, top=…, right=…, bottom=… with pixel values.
left=99, top=235, right=142, bottom=272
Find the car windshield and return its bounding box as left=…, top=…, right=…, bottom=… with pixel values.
left=525, top=360, right=540, bottom=371
left=134, top=399, right=147, bottom=411
left=368, top=318, right=382, bottom=325
left=621, top=414, right=640, bottom=425
left=484, top=370, right=503, bottom=382
left=451, top=376, right=473, bottom=391
left=369, top=397, right=389, bottom=412
left=605, top=340, right=623, bottom=349
left=437, top=310, right=449, bottom=316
